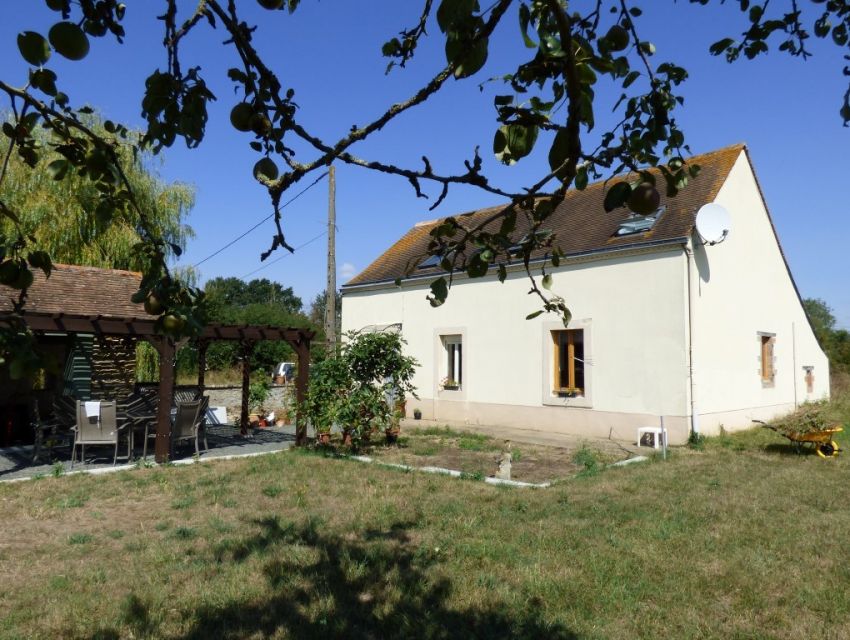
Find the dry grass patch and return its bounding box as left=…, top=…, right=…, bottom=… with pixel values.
left=364, top=425, right=628, bottom=482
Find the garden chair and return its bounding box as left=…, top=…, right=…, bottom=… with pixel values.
left=172, top=398, right=209, bottom=456
left=71, top=400, right=127, bottom=468
left=118, top=389, right=159, bottom=460
left=174, top=387, right=202, bottom=403
left=31, top=394, right=75, bottom=462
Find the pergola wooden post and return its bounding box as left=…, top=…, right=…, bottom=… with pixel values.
left=294, top=337, right=311, bottom=446
left=196, top=339, right=209, bottom=395
left=239, top=340, right=253, bottom=436
left=150, top=336, right=175, bottom=463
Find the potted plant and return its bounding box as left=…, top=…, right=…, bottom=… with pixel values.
left=441, top=377, right=460, bottom=391
left=316, top=424, right=332, bottom=445
left=413, top=407, right=422, bottom=420
left=385, top=396, right=405, bottom=443
left=249, top=380, right=270, bottom=427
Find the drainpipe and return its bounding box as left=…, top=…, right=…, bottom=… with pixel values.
left=792, top=321, right=798, bottom=409
left=684, top=244, right=699, bottom=436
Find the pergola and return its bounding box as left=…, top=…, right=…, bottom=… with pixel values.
left=3, top=309, right=313, bottom=462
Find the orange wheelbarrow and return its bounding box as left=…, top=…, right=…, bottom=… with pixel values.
left=754, top=420, right=843, bottom=458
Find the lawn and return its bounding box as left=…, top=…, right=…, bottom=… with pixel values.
left=0, top=407, right=848, bottom=639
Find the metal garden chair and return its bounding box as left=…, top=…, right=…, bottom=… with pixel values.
left=70, top=400, right=127, bottom=468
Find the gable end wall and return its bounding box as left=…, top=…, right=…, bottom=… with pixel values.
left=690, top=151, right=829, bottom=433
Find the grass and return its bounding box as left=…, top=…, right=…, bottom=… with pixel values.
left=1, top=392, right=849, bottom=638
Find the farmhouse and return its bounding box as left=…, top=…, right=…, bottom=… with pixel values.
left=341, top=144, right=829, bottom=445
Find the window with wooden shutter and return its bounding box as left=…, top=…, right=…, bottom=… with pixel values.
left=551, top=329, right=585, bottom=396
left=760, top=334, right=775, bottom=385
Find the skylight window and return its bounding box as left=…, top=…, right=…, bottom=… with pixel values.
left=417, top=254, right=441, bottom=269
left=614, top=206, right=666, bottom=237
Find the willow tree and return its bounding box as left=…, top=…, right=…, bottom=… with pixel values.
left=0, top=115, right=194, bottom=271
left=1, top=0, right=849, bottom=377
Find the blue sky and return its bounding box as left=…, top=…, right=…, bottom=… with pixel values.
left=1, top=2, right=847, bottom=326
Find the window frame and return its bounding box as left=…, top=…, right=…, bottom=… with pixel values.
left=541, top=320, right=592, bottom=408
left=551, top=329, right=585, bottom=396
left=758, top=332, right=776, bottom=388
left=434, top=328, right=466, bottom=399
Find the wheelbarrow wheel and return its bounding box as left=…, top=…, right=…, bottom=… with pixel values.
left=816, top=442, right=838, bottom=458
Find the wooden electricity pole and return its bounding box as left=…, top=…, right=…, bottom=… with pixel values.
left=324, top=164, right=337, bottom=353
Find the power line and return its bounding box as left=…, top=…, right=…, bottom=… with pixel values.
left=192, top=171, right=328, bottom=268
left=239, top=229, right=327, bottom=279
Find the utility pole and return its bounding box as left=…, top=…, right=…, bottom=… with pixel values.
left=324, top=164, right=337, bottom=353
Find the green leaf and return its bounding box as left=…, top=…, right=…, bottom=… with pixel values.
left=526, top=310, right=544, bottom=320
left=437, top=0, right=478, bottom=33
left=447, top=36, right=489, bottom=79
left=603, top=182, right=631, bottom=212
left=17, top=31, right=51, bottom=66
left=428, top=277, right=449, bottom=307
left=709, top=38, right=735, bottom=56
left=518, top=4, right=536, bottom=48
left=622, top=70, right=640, bottom=88
left=574, top=165, right=588, bottom=190
left=548, top=128, right=571, bottom=176
left=466, top=253, right=488, bottom=278
left=494, top=123, right=537, bottom=165
left=46, top=158, right=69, bottom=180
left=27, top=251, right=52, bottom=276
left=542, top=274, right=552, bottom=290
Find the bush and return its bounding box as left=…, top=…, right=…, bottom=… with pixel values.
left=302, top=331, right=418, bottom=444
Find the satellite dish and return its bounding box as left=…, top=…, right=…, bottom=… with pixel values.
left=695, top=203, right=731, bottom=245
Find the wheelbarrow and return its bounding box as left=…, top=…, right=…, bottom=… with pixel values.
left=753, top=419, right=843, bottom=458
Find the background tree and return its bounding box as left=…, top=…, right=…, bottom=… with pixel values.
left=308, top=291, right=341, bottom=336
left=1, top=0, right=848, bottom=375
left=206, top=276, right=302, bottom=315
left=176, top=276, right=311, bottom=379
left=804, top=298, right=850, bottom=375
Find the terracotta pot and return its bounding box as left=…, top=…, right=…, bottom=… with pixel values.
left=385, top=427, right=400, bottom=444
left=275, top=419, right=285, bottom=427
left=318, top=432, right=331, bottom=445
left=274, top=375, right=284, bottom=384
left=342, top=430, right=353, bottom=446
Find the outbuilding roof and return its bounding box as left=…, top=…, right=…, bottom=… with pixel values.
left=0, top=263, right=149, bottom=318
left=345, top=143, right=746, bottom=287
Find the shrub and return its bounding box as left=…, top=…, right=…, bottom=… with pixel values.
left=302, top=331, right=418, bottom=444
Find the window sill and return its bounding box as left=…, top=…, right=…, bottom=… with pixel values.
left=542, top=394, right=592, bottom=409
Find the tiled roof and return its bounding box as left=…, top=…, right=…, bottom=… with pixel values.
left=345, top=143, right=746, bottom=287
left=0, top=263, right=150, bottom=319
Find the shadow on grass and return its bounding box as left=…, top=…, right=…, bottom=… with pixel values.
left=95, top=517, right=578, bottom=640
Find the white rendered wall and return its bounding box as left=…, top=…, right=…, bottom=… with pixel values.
left=342, top=248, right=691, bottom=442
left=689, top=151, right=830, bottom=434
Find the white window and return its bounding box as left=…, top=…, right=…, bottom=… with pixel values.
left=441, top=335, right=462, bottom=390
